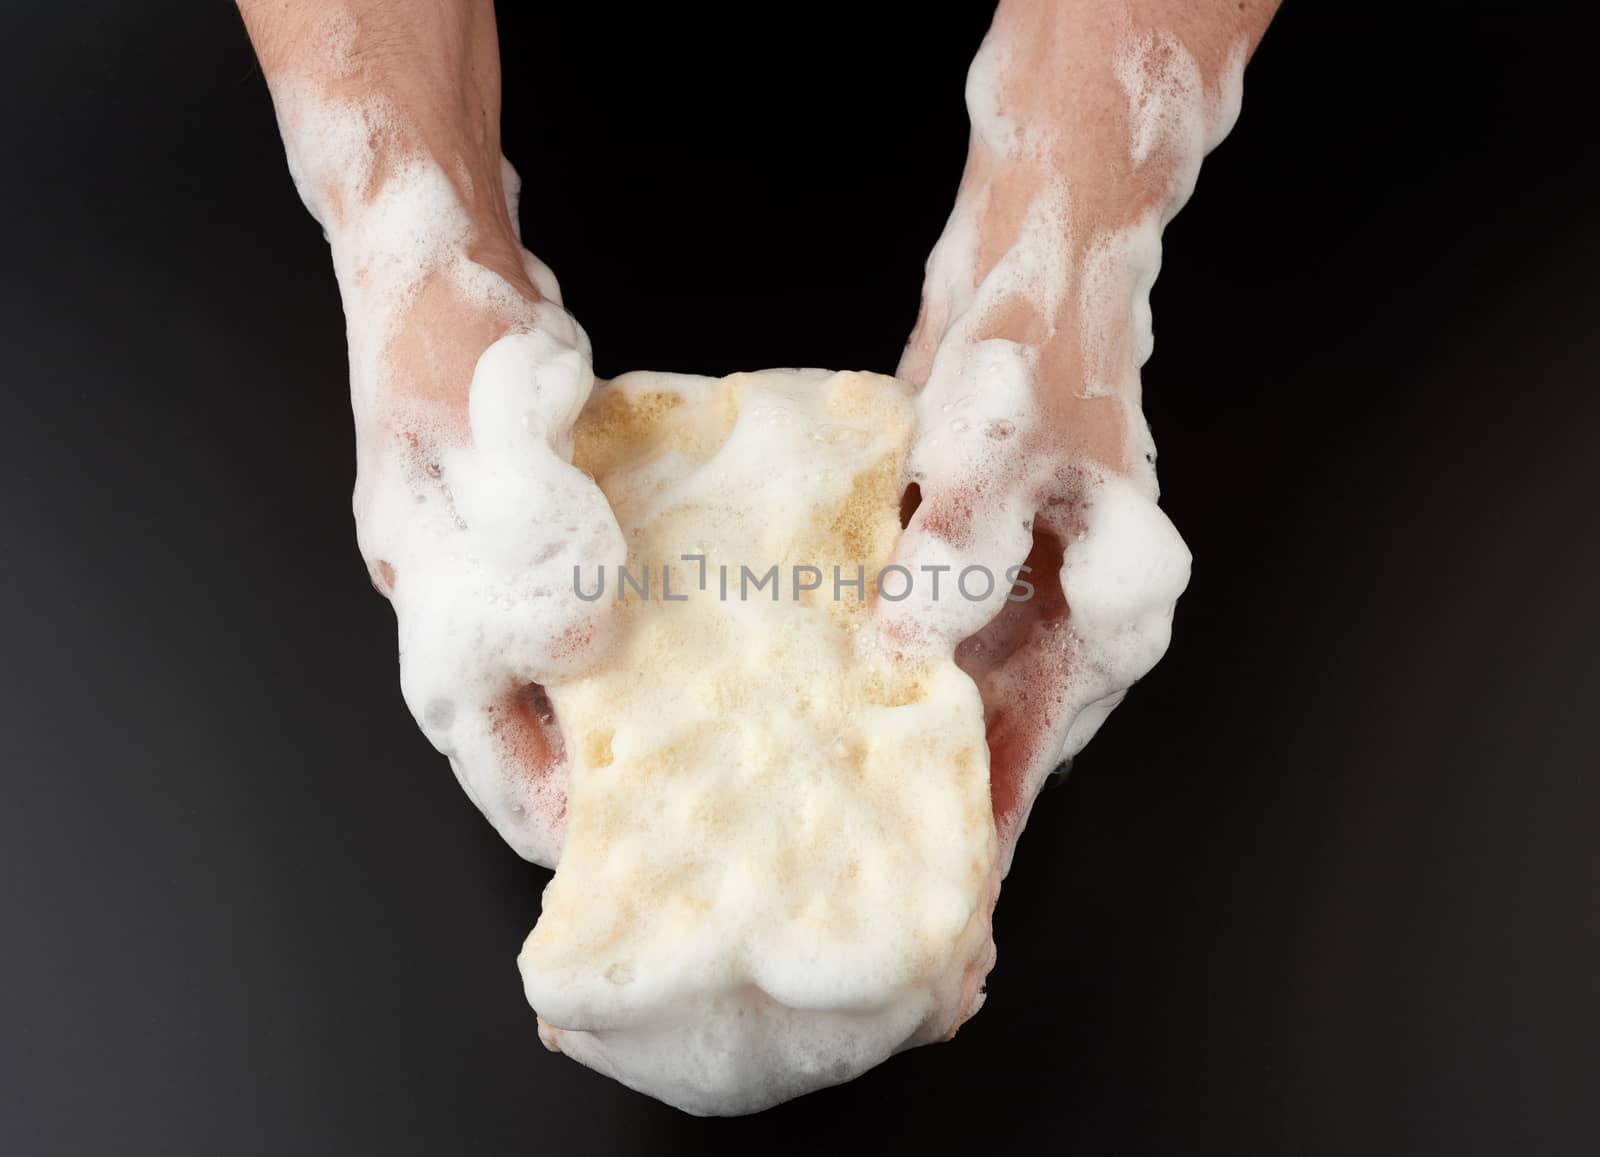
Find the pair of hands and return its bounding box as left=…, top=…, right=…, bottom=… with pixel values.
left=245, top=0, right=1269, bottom=868
left=344, top=167, right=1165, bottom=870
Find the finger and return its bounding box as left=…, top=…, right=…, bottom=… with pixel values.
left=976, top=469, right=1190, bottom=869
left=392, top=572, right=584, bottom=866
left=949, top=507, right=1076, bottom=861
left=981, top=621, right=1129, bottom=872
left=877, top=478, right=1035, bottom=651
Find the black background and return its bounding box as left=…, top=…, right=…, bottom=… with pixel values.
left=4, top=2, right=1598, bottom=1153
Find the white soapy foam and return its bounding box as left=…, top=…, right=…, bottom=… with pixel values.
left=1116, top=30, right=1207, bottom=180
left=1050, top=468, right=1191, bottom=762
left=520, top=369, right=997, bottom=1115
left=964, top=28, right=1023, bottom=158
left=1081, top=30, right=1251, bottom=419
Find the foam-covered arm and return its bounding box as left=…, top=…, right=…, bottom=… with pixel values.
left=236, top=0, right=538, bottom=300
left=237, top=0, right=625, bottom=865
left=902, top=0, right=1280, bottom=468
left=888, top=0, right=1280, bottom=867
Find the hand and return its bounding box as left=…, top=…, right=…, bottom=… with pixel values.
left=880, top=0, right=1271, bottom=868
left=356, top=231, right=625, bottom=870
left=243, top=0, right=624, bottom=864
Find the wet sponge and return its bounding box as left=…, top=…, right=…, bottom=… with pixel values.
left=521, top=369, right=998, bottom=1115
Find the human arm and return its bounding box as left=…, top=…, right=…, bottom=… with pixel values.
left=237, top=0, right=622, bottom=864
left=891, top=0, right=1281, bottom=859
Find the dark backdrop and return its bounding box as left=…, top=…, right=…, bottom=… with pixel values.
left=3, top=3, right=1597, bottom=1154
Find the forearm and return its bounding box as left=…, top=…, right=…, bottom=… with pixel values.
left=236, top=0, right=533, bottom=297
left=238, top=0, right=588, bottom=436
left=972, top=0, right=1277, bottom=226
left=904, top=0, right=1279, bottom=475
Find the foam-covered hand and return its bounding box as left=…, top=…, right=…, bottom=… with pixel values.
left=263, top=51, right=623, bottom=865
left=880, top=5, right=1252, bottom=868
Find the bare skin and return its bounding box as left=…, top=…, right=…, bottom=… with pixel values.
left=237, top=0, right=1280, bottom=853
